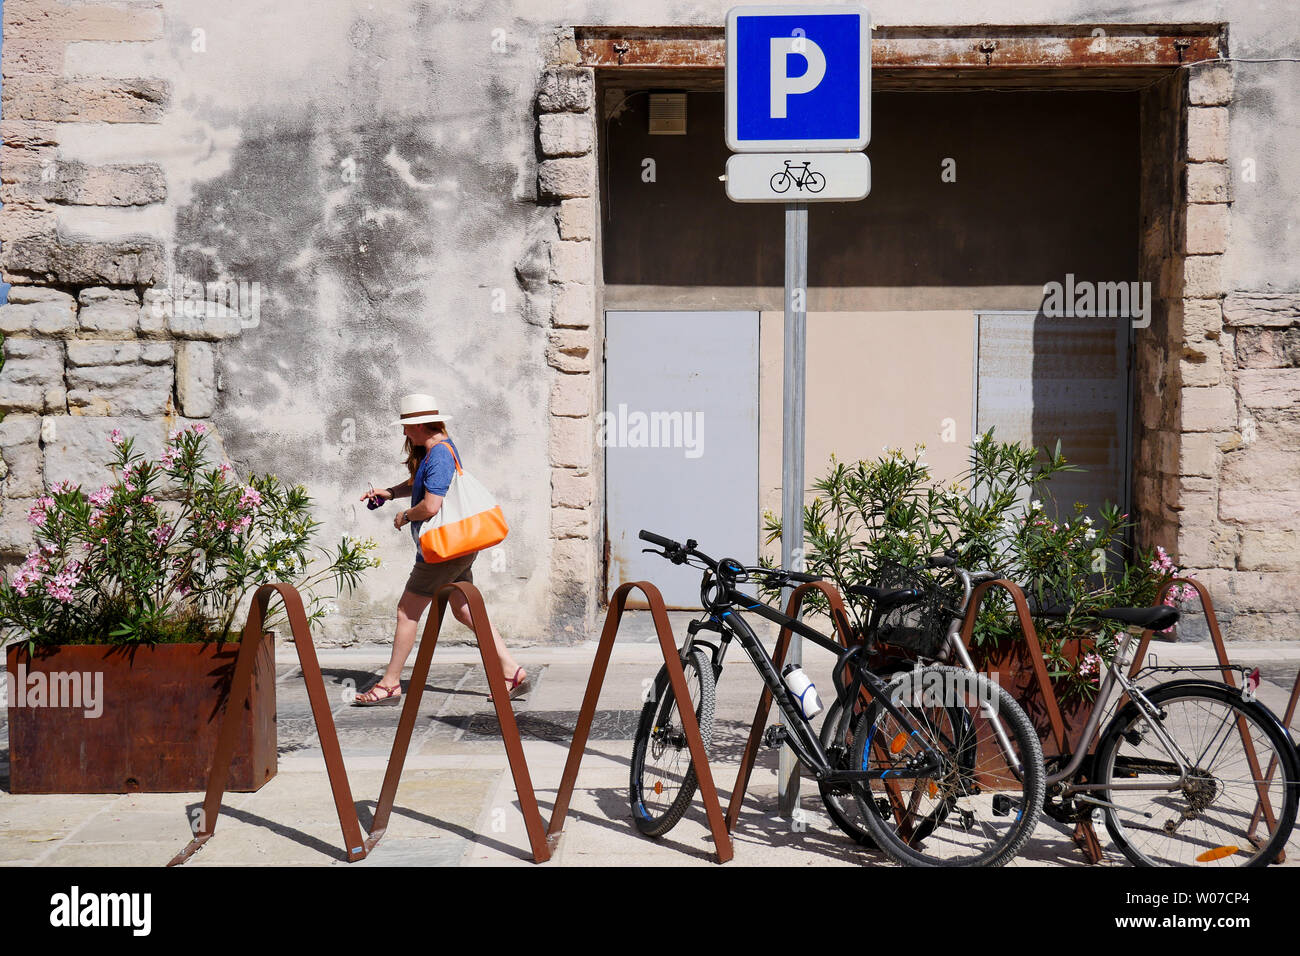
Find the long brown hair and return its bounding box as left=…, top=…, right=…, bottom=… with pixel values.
left=403, top=423, right=451, bottom=478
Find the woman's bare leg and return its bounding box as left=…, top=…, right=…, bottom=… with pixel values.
left=448, top=590, right=522, bottom=680
left=377, top=589, right=434, bottom=688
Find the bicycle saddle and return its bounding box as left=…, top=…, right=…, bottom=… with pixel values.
left=847, top=584, right=922, bottom=608
left=1097, top=605, right=1179, bottom=631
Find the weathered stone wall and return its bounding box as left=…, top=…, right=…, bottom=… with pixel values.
left=1131, top=60, right=1300, bottom=642
left=0, top=0, right=198, bottom=559
left=534, top=54, right=602, bottom=634
left=2, top=1, right=1299, bottom=645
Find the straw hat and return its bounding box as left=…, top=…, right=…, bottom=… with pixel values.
left=396, top=393, right=453, bottom=425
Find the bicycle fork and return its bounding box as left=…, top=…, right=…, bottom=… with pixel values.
left=945, top=620, right=1024, bottom=776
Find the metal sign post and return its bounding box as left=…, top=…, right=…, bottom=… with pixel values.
left=778, top=200, right=808, bottom=814
left=726, top=3, right=871, bottom=816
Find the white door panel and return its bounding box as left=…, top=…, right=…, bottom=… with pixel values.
left=605, top=311, right=760, bottom=607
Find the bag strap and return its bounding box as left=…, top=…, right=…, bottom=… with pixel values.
left=434, top=440, right=464, bottom=475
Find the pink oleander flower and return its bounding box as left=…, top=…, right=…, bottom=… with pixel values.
left=109, top=428, right=124, bottom=446
left=1078, top=652, right=1102, bottom=683
left=27, top=498, right=54, bottom=527
left=192, top=423, right=206, bottom=434
left=143, top=494, right=156, bottom=504
left=50, top=479, right=74, bottom=493
left=45, top=579, right=73, bottom=602
left=234, top=515, right=252, bottom=534
left=238, top=486, right=263, bottom=510
left=217, top=520, right=228, bottom=532
left=152, top=526, right=173, bottom=546
left=219, top=463, right=232, bottom=477
left=89, top=485, right=112, bottom=506
left=161, top=447, right=179, bottom=468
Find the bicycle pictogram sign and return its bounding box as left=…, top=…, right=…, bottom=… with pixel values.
left=769, top=159, right=826, bottom=194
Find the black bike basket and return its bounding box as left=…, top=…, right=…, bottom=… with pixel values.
left=867, top=562, right=962, bottom=659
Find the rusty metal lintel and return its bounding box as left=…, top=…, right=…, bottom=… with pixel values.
left=575, top=26, right=1221, bottom=71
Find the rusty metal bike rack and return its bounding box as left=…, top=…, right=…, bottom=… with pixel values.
left=725, top=581, right=857, bottom=833
left=168, top=583, right=369, bottom=865
left=365, top=580, right=551, bottom=863
left=548, top=581, right=734, bottom=863
left=1128, top=576, right=1287, bottom=863
left=951, top=579, right=1106, bottom=861
left=170, top=580, right=551, bottom=865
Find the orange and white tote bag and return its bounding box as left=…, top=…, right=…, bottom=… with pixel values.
left=417, top=442, right=509, bottom=562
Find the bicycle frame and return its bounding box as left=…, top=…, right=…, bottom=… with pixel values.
left=939, top=569, right=1203, bottom=796
left=688, top=579, right=951, bottom=786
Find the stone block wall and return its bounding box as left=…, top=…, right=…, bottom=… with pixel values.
left=0, top=0, right=234, bottom=567
left=1133, top=61, right=1300, bottom=641
left=529, top=33, right=603, bottom=635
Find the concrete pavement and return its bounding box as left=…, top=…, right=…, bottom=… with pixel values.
left=3, top=616, right=1300, bottom=868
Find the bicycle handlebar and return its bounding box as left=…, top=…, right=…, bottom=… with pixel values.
left=638, top=529, right=677, bottom=550
left=638, top=530, right=821, bottom=584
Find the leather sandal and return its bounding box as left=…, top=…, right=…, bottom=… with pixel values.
left=352, top=681, right=402, bottom=706
left=486, top=667, right=530, bottom=701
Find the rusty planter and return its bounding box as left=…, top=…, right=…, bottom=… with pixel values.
left=970, top=636, right=1094, bottom=761
left=6, top=634, right=276, bottom=794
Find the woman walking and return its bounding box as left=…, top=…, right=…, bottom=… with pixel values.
left=353, top=393, right=527, bottom=705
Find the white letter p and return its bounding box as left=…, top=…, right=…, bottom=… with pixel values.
left=770, top=36, right=826, bottom=119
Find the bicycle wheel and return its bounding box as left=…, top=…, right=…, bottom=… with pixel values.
left=850, top=665, right=1045, bottom=866
left=805, top=171, right=826, bottom=193
left=628, top=646, right=716, bottom=837
left=769, top=171, right=792, bottom=193
left=1094, top=680, right=1299, bottom=866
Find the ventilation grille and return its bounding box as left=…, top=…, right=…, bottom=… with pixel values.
left=648, top=93, right=687, bottom=135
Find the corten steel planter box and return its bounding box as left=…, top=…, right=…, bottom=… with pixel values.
left=5, top=634, right=276, bottom=794
left=971, top=636, right=1094, bottom=762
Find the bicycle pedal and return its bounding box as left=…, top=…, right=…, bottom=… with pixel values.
left=763, top=724, right=788, bottom=749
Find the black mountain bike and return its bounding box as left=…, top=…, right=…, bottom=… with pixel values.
left=628, top=530, right=1046, bottom=867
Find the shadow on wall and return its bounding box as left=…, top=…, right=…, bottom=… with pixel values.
left=171, top=111, right=531, bottom=486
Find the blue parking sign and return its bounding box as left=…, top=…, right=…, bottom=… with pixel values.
left=726, top=5, right=871, bottom=152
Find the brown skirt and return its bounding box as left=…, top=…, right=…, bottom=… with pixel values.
left=403, top=553, right=475, bottom=597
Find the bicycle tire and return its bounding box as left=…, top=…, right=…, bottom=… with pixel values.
left=805, top=171, right=826, bottom=193
left=628, top=646, right=716, bottom=837
left=850, top=665, right=1046, bottom=867
left=770, top=171, right=792, bottom=193
left=820, top=692, right=968, bottom=848
left=1094, top=680, right=1299, bottom=867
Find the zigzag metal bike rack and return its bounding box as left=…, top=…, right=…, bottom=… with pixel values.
left=1129, top=576, right=1286, bottom=864
left=548, top=580, right=735, bottom=863
left=168, top=583, right=368, bottom=865
left=169, top=580, right=552, bottom=866
left=366, top=580, right=550, bottom=861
